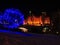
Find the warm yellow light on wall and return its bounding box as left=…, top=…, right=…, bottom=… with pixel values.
left=23, top=15, right=50, bottom=26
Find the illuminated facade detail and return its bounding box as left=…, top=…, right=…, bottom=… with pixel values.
left=44, top=17, right=50, bottom=25
left=23, top=15, right=50, bottom=26
left=3, top=8, right=24, bottom=28
left=32, top=16, right=43, bottom=26
left=27, top=16, right=33, bottom=25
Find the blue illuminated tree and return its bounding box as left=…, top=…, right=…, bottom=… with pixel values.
left=0, top=12, right=4, bottom=24
left=3, top=8, right=24, bottom=28
left=0, top=16, right=3, bottom=24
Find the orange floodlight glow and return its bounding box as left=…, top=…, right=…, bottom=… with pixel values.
left=44, top=17, right=50, bottom=24
left=23, top=15, right=50, bottom=26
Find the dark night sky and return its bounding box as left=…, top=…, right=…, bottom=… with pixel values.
left=0, top=0, right=59, bottom=16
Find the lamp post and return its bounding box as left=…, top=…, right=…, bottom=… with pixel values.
left=29, top=10, right=33, bottom=25
left=41, top=11, right=46, bottom=26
